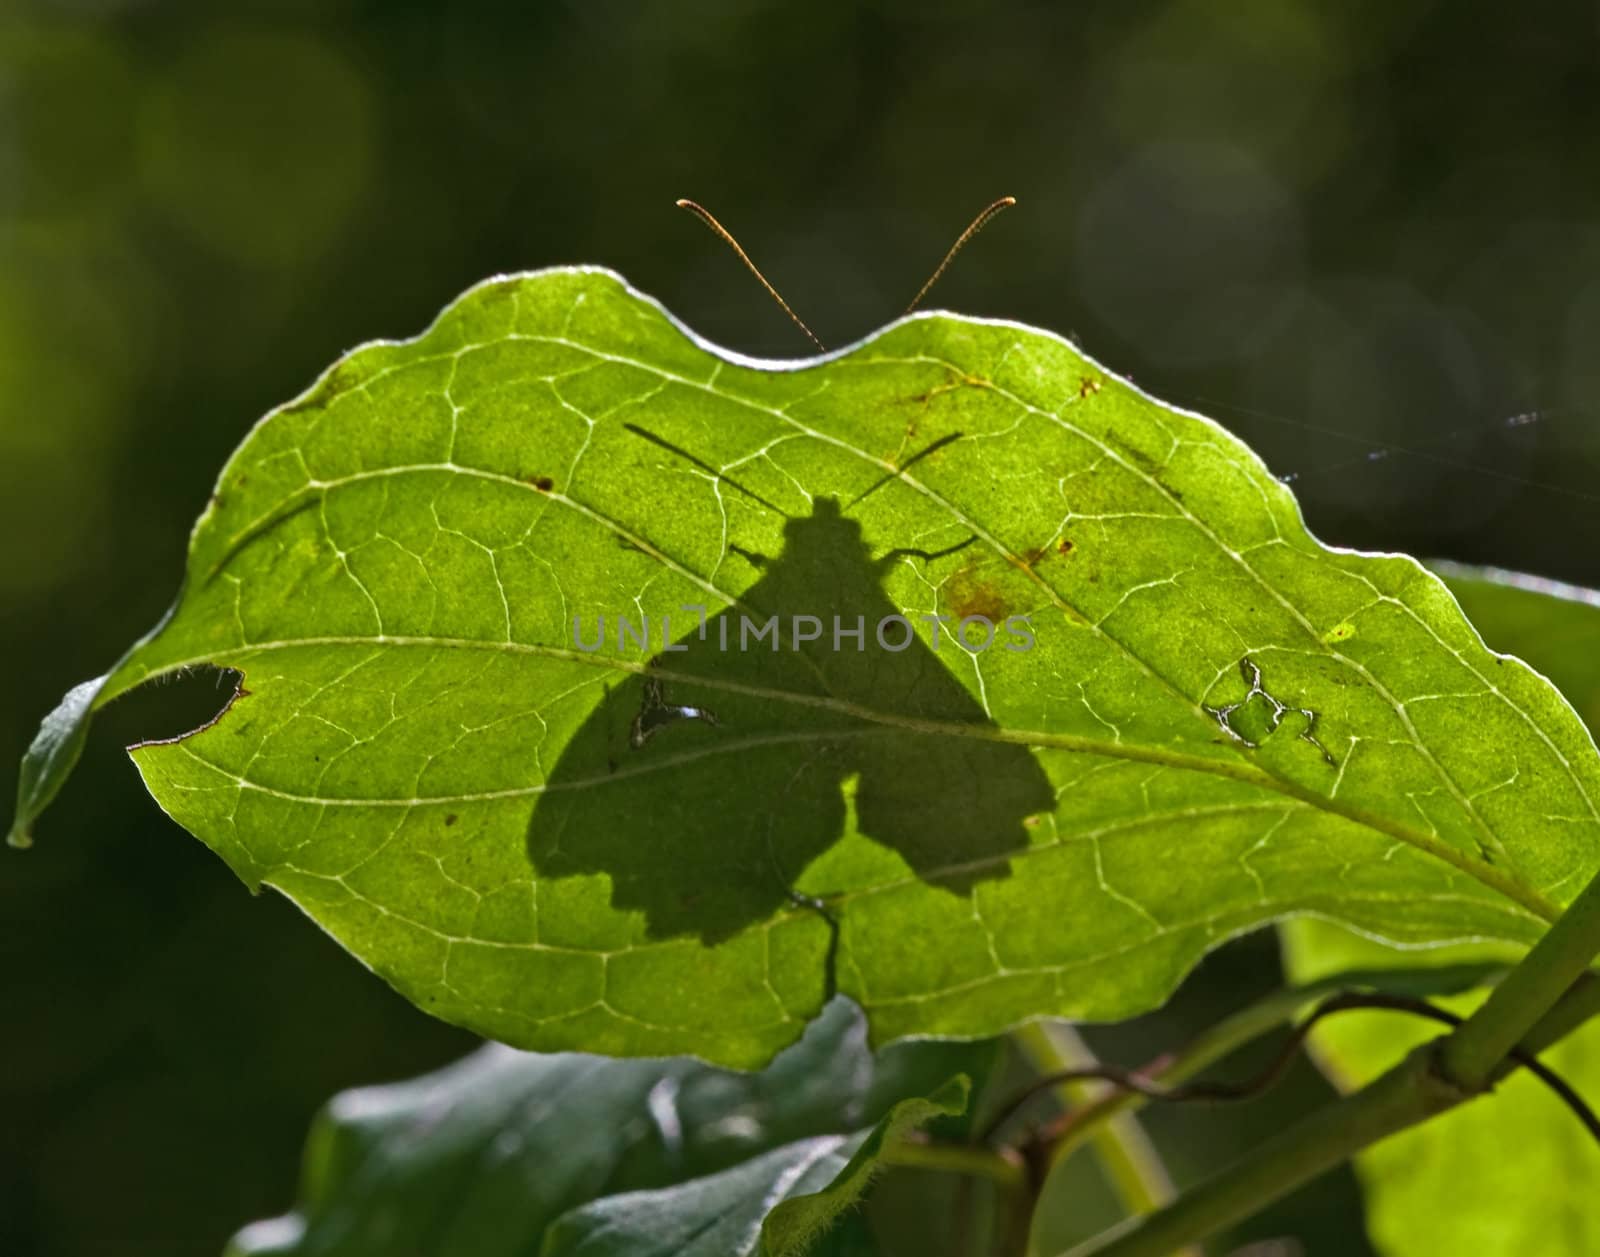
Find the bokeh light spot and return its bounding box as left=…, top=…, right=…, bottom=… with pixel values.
left=138, top=28, right=376, bottom=267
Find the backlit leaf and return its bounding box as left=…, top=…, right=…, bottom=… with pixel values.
left=13, top=269, right=1600, bottom=1064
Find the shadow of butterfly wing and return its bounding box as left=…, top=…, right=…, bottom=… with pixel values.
left=528, top=497, right=1054, bottom=943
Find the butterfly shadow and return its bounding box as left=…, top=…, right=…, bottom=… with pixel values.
left=525, top=492, right=1055, bottom=945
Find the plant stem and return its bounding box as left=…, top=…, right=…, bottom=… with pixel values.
left=1038, top=959, right=1594, bottom=1167
left=1042, top=985, right=1326, bottom=1166
left=1014, top=1021, right=1198, bottom=1254
left=1050, top=925, right=1600, bottom=1256
left=1057, top=1044, right=1460, bottom=1257
left=1043, top=963, right=1501, bottom=1164
left=882, top=1138, right=1027, bottom=1192
left=1440, top=867, right=1600, bottom=1090
left=1521, top=970, right=1600, bottom=1056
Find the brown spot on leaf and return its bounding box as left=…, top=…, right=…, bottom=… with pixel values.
left=445, top=814, right=459, bottom=827
left=1077, top=376, right=1102, bottom=398
left=947, top=561, right=1011, bottom=622
left=531, top=476, right=555, bottom=492
left=1058, top=538, right=1075, bottom=554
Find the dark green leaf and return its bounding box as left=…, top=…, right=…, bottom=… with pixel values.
left=1434, top=561, right=1600, bottom=734
left=542, top=1079, right=967, bottom=1257
left=229, top=998, right=991, bottom=1257
left=8, top=674, right=103, bottom=848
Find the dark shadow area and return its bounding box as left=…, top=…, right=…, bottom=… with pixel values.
left=528, top=496, right=1055, bottom=942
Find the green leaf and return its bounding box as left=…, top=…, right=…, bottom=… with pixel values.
left=757, top=1078, right=967, bottom=1256
left=540, top=1137, right=870, bottom=1257
left=229, top=998, right=985, bottom=1257
left=14, top=268, right=1600, bottom=1064
left=1281, top=566, right=1600, bottom=1257
left=8, top=674, right=103, bottom=848
left=543, top=1079, right=968, bottom=1257
left=9, top=592, right=177, bottom=848
left=1282, top=919, right=1599, bottom=1257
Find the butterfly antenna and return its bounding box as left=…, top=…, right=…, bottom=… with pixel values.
left=675, top=199, right=826, bottom=351
left=904, top=196, right=1016, bottom=314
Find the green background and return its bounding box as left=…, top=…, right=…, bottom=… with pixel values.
left=4, top=2, right=1598, bottom=1254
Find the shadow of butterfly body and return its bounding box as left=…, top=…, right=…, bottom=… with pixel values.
left=528, top=498, right=1054, bottom=943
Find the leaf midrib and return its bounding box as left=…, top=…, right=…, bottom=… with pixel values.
left=125, top=632, right=1560, bottom=922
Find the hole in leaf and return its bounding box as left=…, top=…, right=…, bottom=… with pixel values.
left=111, top=665, right=246, bottom=749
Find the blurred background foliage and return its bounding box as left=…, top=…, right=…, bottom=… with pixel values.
left=3, top=1, right=1598, bottom=1253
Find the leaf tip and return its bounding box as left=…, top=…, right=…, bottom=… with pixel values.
left=10, top=672, right=112, bottom=853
